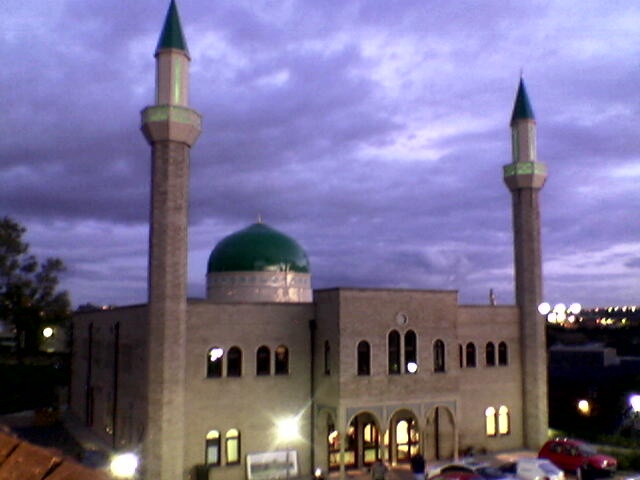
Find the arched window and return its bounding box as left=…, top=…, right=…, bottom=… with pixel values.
left=225, top=428, right=240, bottom=464
left=275, top=345, right=289, bottom=375
left=485, top=407, right=496, bottom=436
left=395, top=418, right=419, bottom=462
left=357, top=341, right=370, bottom=376
left=498, top=342, right=508, bottom=366
left=207, top=347, right=223, bottom=378
left=363, top=422, right=379, bottom=465
left=404, top=330, right=417, bottom=373
left=227, top=346, right=242, bottom=377
left=465, top=342, right=476, bottom=368
left=324, top=341, right=331, bottom=375
left=205, top=430, right=221, bottom=465
left=485, top=342, right=496, bottom=367
left=388, top=330, right=400, bottom=374
left=433, top=339, right=445, bottom=373
left=498, top=406, right=510, bottom=434
left=256, top=345, right=270, bottom=376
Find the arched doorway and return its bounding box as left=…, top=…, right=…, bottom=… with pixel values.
left=326, top=412, right=382, bottom=471
left=425, top=406, right=456, bottom=461
left=387, top=409, right=420, bottom=465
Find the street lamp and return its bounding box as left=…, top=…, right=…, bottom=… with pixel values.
left=277, top=416, right=300, bottom=480
left=577, top=399, right=590, bottom=416
left=110, top=451, right=140, bottom=479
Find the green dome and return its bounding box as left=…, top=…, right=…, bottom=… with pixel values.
left=207, top=223, right=310, bottom=274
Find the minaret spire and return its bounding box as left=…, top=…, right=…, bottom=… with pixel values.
left=140, top=1, right=201, bottom=479
left=503, top=77, right=548, bottom=448
left=157, top=0, right=188, bottom=53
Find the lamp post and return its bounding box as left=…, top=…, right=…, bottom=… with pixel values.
left=277, top=417, right=299, bottom=480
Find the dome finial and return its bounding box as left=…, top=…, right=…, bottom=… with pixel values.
left=257, top=213, right=263, bottom=224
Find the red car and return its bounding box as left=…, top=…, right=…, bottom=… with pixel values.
left=538, top=438, right=617, bottom=478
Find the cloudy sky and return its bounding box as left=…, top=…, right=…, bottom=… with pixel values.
left=2, top=1, right=639, bottom=309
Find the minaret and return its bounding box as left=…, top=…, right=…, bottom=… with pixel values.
left=503, top=78, right=548, bottom=448
left=141, top=1, right=201, bottom=479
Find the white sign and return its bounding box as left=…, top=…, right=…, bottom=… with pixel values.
left=246, top=450, right=298, bottom=480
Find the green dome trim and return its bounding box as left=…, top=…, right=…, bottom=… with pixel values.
left=207, top=223, right=310, bottom=274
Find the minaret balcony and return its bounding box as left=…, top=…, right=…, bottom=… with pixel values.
left=503, top=161, right=547, bottom=190
left=141, top=105, right=202, bottom=146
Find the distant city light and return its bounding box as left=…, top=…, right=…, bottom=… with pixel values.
left=577, top=399, right=590, bottom=415
left=568, top=303, right=581, bottom=315
left=42, top=327, right=54, bottom=338
left=538, top=302, right=551, bottom=315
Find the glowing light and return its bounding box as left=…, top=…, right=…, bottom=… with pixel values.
left=406, top=362, right=418, bottom=373
left=568, top=303, right=581, bottom=315
left=554, top=303, right=566, bottom=314
left=209, top=348, right=224, bottom=361
left=538, top=302, right=551, bottom=315
left=110, top=452, right=139, bottom=478
left=42, top=327, right=54, bottom=338
left=277, top=417, right=299, bottom=442
left=629, top=394, right=640, bottom=413
left=577, top=399, right=590, bottom=415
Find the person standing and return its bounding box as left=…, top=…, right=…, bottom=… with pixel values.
left=370, top=459, right=388, bottom=480
left=410, top=453, right=426, bottom=480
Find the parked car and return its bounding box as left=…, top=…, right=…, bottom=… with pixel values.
left=429, top=461, right=514, bottom=480
left=538, top=438, right=617, bottom=478
left=430, top=472, right=485, bottom=480
left=499, top=458, right=564, bottom=480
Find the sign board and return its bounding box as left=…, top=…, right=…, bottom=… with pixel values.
left=246, top=449, right=298, bottom=480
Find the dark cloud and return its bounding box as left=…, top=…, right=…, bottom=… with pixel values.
left=2, top=0, right=638, bottom=308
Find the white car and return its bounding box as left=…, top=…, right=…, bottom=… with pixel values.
left=499, top=458, right=564, bottom=480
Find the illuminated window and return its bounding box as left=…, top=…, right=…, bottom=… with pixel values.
left=324, top=341, right=331, bottom=375
left=205, top=430, right=221, bottom=465
left=256, top=346, right=270, bottom=375
left=225, top=428, right=240, bottom=464
left=433, top=339, right=445, bottom=373
left=388, top=330, right=400, bottom=374
left=357, top=341, right=371, bottom=376
left=498, top=406, right=510, bottom=434
left=404, top=330, right=417, bottom=373
left=498, top=342, right=508, bottom=366
left=328, top=424, right=340, bottom=469
left=395, top=418, right=419, bottom=462
left=485, top=407, right=496, bottom=436
left=207, top=347, right=223, bottom=378
left=227, top=347, right=242, bottom=377
left=363, top=422, right=379, bottom=464
left=465, top=343, right=476, bottom=368
left=275, top=345, right=289, bottom=375
left=485, top=342, right=496, bottom=367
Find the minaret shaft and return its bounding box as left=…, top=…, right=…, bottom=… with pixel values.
left=504, top=79, right=548, bottom=449
left=141, top=2, right=200, bottom=479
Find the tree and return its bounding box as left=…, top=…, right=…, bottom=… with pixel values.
left=0, top=216, right=70, bottom=356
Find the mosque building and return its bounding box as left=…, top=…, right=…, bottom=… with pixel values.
left=69, top=2, right=549, bottom=480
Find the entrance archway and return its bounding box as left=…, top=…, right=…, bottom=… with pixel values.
left=387, top=409, right=420, bottom=465
left=425, top=406, right=456, bottom=461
